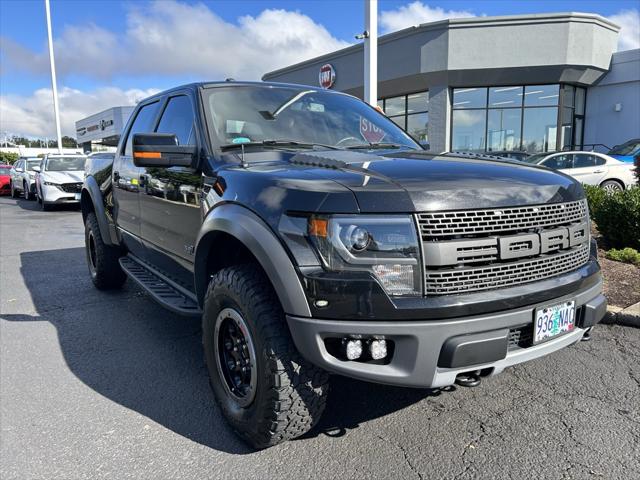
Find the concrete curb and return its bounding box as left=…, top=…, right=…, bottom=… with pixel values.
left=602, top=302, right=640, bottom=328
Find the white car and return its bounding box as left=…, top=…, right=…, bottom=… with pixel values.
left=523, top=151, right=637, bottom=192
left=34, top=154, right=86, bottom=211
left=10, top=157, right=41, bottom=200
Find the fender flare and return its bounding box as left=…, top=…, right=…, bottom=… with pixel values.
left=194, top=204, right=312, bottom=318
left=81, top=176, right=116, bottom=246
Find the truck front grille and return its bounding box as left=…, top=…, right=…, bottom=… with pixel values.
left=418, top=200, right=591, bottom=295
left=426, top=243, right=589, bottom=294
left=417, top=200, right=587, bottom=238
left=59, top=182, right=82, bottom=193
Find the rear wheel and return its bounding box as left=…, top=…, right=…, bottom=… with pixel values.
left=600, top=180, right=623, bottom=193
left=84, top=212, right=126, bottom=289
left=203, top=264, right=329, bottom=449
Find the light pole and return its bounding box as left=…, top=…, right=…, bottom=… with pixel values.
left=364, top=0, right=377, bottom=106
left=45, top=0, right=63, bottom=154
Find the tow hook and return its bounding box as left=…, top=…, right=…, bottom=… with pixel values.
left=581, top=327, right=593, bottom=342
left=455, top=371, right=481, bottom=387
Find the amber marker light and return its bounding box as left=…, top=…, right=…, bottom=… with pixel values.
left=134, top=151, right=161, bottom=159
left=308, top=217, right=328, bottom=237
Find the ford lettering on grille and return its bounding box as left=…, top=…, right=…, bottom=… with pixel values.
left=418, top=200, right=591, bottom=295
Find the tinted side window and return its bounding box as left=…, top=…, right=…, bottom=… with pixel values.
left=543, top=155, right=571, bottom=169
left=156, top=96, right=195, bottom=145
left=124, top=102, right=160, bottom=156
left=572, top=154, right=597, bottom=169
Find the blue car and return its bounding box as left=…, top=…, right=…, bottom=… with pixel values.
left=608, top=138, right=640, bottom=163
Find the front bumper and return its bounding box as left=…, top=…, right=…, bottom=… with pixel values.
left=286, top=276, right=605, bottom=388
left=41, top=184, right=80, bottom=204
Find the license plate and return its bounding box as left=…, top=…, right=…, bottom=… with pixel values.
left=74, top=193, right=81, bottom=200
left=533, top=300, right=576, bottom=344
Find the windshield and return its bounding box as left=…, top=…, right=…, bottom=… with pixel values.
left=204, top=86, right=420, bottom=151
left=26, top=160, right=41, bottom=170
left=46, top=157, right=85, bottom=171
left=521, top=152, right=550, bottom=163
left=609, top=140, right=640, bottom=156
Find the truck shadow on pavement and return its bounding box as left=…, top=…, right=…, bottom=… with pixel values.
left=2, top=246, right=443, bottom=453
left=10, top=197, right=81, bottom=212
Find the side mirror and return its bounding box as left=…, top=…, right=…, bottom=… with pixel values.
left=32, top=166, right=41, bottom=173
left=132, top=133, right=197, bottom=168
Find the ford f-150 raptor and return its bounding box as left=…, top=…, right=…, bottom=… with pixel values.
left=81, top=81, right=606, bottom=448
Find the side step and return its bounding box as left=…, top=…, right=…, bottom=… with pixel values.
left=119, top=255, right=202, bottom=317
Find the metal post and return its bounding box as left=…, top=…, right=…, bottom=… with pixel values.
left=364, top=0, right=378, bottom=106
left=45, top=0, right=63, bottom=154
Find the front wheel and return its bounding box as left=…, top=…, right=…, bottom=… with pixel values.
left=23, top=182, right=32, bottom=200
left=203, top=264, right=329, bottom=449
left=84, top=212, right=126, bottom=289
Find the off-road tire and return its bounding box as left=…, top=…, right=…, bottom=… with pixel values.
left=203, top=264, right=329, bottom=449
left=84, top=212, right=126, bottom=289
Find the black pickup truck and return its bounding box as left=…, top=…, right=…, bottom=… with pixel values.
left=81, top=81, right=606, bottom=448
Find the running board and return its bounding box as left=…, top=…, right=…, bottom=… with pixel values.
left=119, top=255, right=202, bottom=317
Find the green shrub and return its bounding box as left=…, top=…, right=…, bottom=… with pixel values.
left=605, top=247, right=640, bottom=265
left=587, top=186, right=640, bottom=250
left=0, top=152, right=19, bottom=165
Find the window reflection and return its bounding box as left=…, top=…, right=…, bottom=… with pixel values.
left=487, top=109, right=521, bottom=151
left=522, top=107, right=558, bottom=153
left=407, top=112, right=428, bottom=144
left=379, top=90, right=429, bottom=145
left=452, top=110, right=486, bottom=151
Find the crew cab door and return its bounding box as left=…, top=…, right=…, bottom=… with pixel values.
left=113, top=100, right=160, bottom=240
left=138, top=93, right=202, bottom=281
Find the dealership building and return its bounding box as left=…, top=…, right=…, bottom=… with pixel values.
left=264, top=12, right=640, bottom=154
left=75, top=106, right=134, bottom=152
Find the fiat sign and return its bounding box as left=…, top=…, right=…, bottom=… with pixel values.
left=319, top=64, right=336, bottom=89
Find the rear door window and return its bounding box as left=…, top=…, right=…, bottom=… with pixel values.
left=123, top=102, right=160, bottom=156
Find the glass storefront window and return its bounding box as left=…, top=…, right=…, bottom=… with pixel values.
left=407, top=112, right=428, bottom=144
left=407, top=91, right=429, bottom=114
left=522, top=107, right=558, bottom=152
left=452, top=88, right=487, bottom=109
left=487, top=108, right=522, bottom=151
left=452, top=110, right=486, bottom=151
left=380, top=90, right=429, bottom=146
left=524, top=85, right=559, bottom=106
left=384, top=96, right=406, bottom=116
left=489, top=86, right=523, bottom=108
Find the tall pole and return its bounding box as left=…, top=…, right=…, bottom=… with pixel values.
left=364, top=0, right=378, bottom=106
left=45, top=0, right=63, bottom=154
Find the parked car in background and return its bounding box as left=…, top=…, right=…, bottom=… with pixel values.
left=10, top=157, right=41, bottom=200
left=486, top=150, right=531, bottom=162
left=607, top=138, right=640, bottom=163
left=34, top=154, right=86, bottom=211
left=523, top=151, right=636, bottom=192
left=0, top=164, right=12, bottom=195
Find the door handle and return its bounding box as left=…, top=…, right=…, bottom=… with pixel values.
left=113, top=171, right=120, bottom=182
left=593, top=170, right=605, bottom=173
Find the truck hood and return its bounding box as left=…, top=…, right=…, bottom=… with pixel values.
left=284, top=150, right=584, bottom=212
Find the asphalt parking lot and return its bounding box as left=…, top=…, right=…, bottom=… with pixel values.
left=1, top=195, right=639, bottom=480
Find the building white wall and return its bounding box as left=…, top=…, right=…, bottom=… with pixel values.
left=584, top=49, right=640, bottom=150
left=0, top=147, right=83, bottom=157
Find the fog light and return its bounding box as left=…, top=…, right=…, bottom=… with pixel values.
left=345, top=339, right=363, bottom=360
left=369, top=339, right=387, bottom=360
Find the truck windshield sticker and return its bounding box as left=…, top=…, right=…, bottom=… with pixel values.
left=359, top=117, right=386, bottom=144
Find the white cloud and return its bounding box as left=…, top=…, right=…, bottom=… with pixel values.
left=0, top=87, right=159, bottom=138
left=2, top=0, right=349, bottom=80
left=380, top=1, right=477, bottom=33
left=609, top=9, right=640, bottom=51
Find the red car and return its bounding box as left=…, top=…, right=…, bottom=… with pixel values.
left=0, top=164, right=12, bottom=195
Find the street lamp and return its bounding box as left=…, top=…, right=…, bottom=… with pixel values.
left=45, top=0, right=63, bottom=154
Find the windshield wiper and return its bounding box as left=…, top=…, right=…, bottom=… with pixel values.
left=346, top=142, right=410, bottom=150
left=221, top=139, right=341, bottom=151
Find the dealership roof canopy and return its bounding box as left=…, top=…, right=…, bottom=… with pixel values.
left=263, top=12, right=620, bottom=98
left=75, top=106, right=134, bottom=146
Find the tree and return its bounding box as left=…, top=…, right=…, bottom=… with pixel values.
left=61, top=136, right=78, bottom=148
left=0, top=152, right=20, bottom=165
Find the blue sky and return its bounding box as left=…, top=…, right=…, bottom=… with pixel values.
left=1, top=0, right=639, bottom=138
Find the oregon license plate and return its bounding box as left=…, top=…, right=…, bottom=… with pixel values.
left=533, top=301, right=576, bottom=344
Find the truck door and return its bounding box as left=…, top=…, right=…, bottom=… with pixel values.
left=138, top=94, right=202, bottom=284
left=113, top=101, right=160, bottom=240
